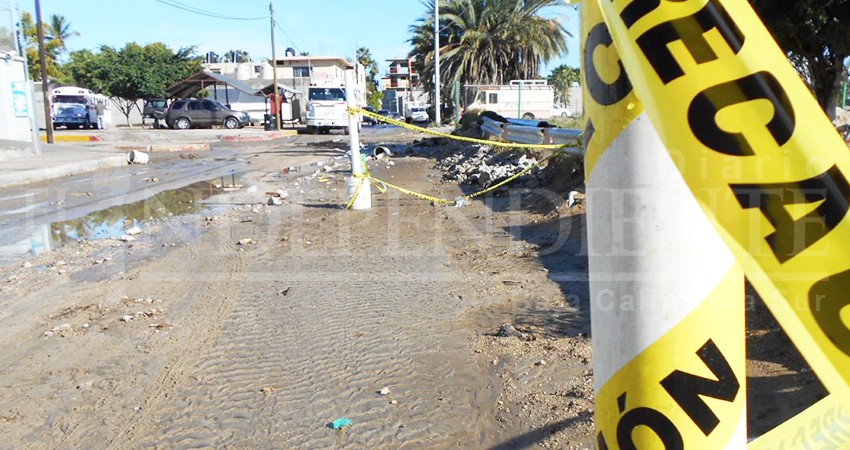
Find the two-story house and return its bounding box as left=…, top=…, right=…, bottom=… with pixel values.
left=380, top=57, right=428, bottom=115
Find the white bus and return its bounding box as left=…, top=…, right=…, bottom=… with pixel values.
left=50, top=86, right=111, bottom=129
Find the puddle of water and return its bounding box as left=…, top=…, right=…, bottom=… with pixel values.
left=0, top=174, right=245, bottom=266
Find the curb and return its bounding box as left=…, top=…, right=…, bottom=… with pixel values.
left=40, top=135, right=103, bottom=142
left=220, top=130, right=298, bottom=142
left=114, top=143, right=210, bottom=152
left=0, top=154, right=127, bottom=188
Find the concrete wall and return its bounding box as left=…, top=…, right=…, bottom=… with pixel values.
left=0, top=52, right=35, bottom=142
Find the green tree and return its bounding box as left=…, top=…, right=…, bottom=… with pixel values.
left=547, top=64, right=580, bottom=105
left=408, top=0, right=570, bottom=103
left=0, top=25, right=13, bottom=52
left=48, top=14, right=79, bottom=56
left=65, top=42, right=201, bottom=127
left=223, top=49, right=251, bottom=63
left=357, top=47, right=382, bottom=108
left=18, top=11, right=65, bottom=81
left=750, top=0, right=850, bottom=119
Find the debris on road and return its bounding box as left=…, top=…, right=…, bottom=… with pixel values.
left=330, top=417, right=352, bottom=430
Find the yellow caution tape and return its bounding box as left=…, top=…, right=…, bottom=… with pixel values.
left=344, top=174, right=367, bottom=210
left=581, top=0, right=643, bottom=176
left=350, top=107, right=568, bottom=150
left=584, top=1, right=746, bottom=446
left=749, top=394, right=850, bottom=449
left=598, top=0, right=850, bottom=404
left=341, top=107, right=583, bottom=206
left=362, top=174, right=454, bottom=205
left=595, top=268, right=745, bottom=448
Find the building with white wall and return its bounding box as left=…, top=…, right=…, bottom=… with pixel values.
left=0, top=50, right=37, bottom=148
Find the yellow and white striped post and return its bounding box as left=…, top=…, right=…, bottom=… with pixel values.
left=582, top=1, right=746, bottom=447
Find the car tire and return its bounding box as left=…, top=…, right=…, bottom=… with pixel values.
left=522, top=113, right=535, bottom=120
left=224, top=117, right=239, bottom=129
left=175, top=117, right=191, bottom=130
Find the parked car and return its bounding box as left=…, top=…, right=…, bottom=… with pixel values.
left=165, top=99, right=250, bottom=130
left=142, top=98, right=168, bottom=120
left=53, top=104, right=94, bottom=129
left=362, top=106, right=379, bottom=125
left=552, top=104, right=572, bottom=118
left=388, top=112, right=402, bottom=121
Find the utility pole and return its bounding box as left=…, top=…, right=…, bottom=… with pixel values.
left=433, top=0, right=441, bottom=125
left=270, top=2, right=281, bottom=131
left=35, top=0, right=53, bottom=144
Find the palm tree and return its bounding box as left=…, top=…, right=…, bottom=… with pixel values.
left=548, top=64, right=580, bottom=105
left=223, top=49, right=251, bottom=63
left=408, top=0, right=570, bottom=99
left=48, top=14, right=79, bottom=53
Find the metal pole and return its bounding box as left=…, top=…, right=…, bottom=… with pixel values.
left=517, top=82, right=522, bottom=118
left=433, top=0, right=440, bottom=125
left=582, top=2, right=745, bottom=446
left=345, top=68, right=370, bottom=209
left=13, top=4, right=41, bottom=154
left=270, top=2, right=281, bottom=131
left=454, top=79, right=460, bottom=124
left=34, top=0, right=52, bottom=144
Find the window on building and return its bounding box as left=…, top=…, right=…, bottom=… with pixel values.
left=293, top=66, right=311, bottom=77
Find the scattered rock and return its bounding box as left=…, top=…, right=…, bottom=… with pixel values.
left=121, top=315, right=134, bottom=322
left=126, top=226, right=142, bottom=235
left=237, top=238, right=254, bottom=246
left=267, top=196, right=283, bottom=206
left=496, top=323, right=533, bottom=341
left=433, top=145, right=540, bottom=189
left=52, top=323, right=72, bottom=332
left=379, top=387, right=390, bottom=395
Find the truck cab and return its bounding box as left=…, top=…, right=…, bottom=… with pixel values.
left=305, top=79, right=358, bottom=134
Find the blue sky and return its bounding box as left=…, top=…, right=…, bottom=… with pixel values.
left=17, top=0, right=580, bottom=78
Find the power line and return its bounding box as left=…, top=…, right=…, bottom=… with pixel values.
left=275, top=21, right=302, bottom=54
left=153, top=0, right=266, bottom=21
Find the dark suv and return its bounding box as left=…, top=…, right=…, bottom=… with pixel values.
left=165, top=99, right=250, bottom=130
left=142, top=98, right=168, bottom=120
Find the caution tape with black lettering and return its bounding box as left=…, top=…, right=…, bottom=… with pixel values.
left=597, top=0, right=850, bottom=406
left=583, top=0, right=748, bottom=446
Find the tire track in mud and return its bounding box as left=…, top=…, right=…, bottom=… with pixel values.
left=44, top=222, right=257, bottom=449
left=134, top=201, right=499, bottom=448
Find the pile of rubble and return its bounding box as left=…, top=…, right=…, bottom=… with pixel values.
left=432, top=144, right=543, bottom=189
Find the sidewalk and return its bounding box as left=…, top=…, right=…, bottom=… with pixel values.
left=0, top=140, right=127, bottom=189
left=0, top=127, right=299, bottom=189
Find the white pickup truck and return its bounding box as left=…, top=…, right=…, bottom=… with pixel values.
left=405, top=104, right=429, bottom=124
